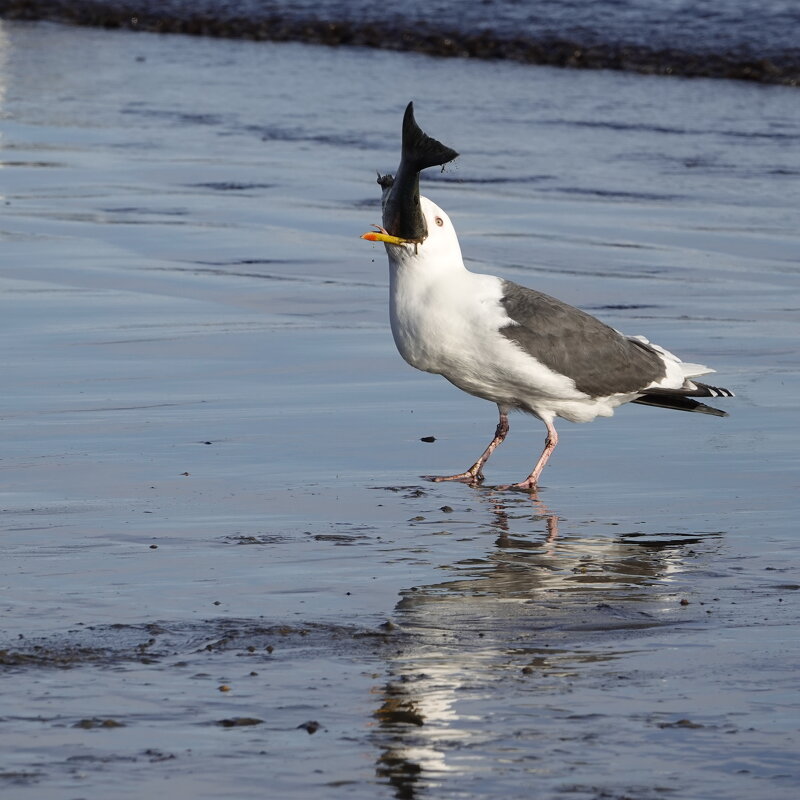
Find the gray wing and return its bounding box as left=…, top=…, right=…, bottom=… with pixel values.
left=499, top=280, right=666, bottom=397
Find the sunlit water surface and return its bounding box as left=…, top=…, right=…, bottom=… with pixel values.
left=0, top=20, right=798, bottom=800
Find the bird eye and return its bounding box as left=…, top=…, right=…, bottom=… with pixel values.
left=435, top=216, right=444, bottom=227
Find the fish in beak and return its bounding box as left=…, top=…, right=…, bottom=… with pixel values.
left=361, top=101, right=458, bottom=246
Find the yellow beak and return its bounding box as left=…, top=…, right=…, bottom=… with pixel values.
left=360, top=225, right=412, bottom=246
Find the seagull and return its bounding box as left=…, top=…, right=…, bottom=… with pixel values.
left=362, top=103, right=733, bottom=490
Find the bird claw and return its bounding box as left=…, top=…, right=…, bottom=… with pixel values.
left=496, top=481, right=539, bottom=493
left=422, top=471, right=485, bottom=485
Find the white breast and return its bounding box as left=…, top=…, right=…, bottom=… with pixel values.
left=388, top=258, right=583, bottom=415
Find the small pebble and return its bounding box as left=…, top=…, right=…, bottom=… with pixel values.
left=298, top=720, right=320, bottom=734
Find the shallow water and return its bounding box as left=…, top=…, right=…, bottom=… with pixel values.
left=4, top=0, right=800, bottom=83
left=1, top=20, right=799, bottom=800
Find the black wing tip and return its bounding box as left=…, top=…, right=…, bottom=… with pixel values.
left=632, top=394, right=729, bottom=416
left=402, top=100, right=459, bottom=171
left=693, top=382, right=735, bottom=398
left=701, top=404, right=729, bottom=417
left=642, top=381, right=735, bottom=399
left=701, top=406, right=727, bottom=417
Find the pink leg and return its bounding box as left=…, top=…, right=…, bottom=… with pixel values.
left=424, top=409, right=509, bottom=485
left=509, top=418, right=558, bottom=491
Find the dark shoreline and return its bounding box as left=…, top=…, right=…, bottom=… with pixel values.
left=1, top=0, right=797, bottom=86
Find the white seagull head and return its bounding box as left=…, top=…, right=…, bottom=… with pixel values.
left=362, top=195, right=464, bottom=275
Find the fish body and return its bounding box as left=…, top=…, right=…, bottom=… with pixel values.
left=379, top=102, right=458, bottom=242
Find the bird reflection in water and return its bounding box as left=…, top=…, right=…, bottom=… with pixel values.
left=488, top=492, right=559, bottom=552
left=371, top=489, right=722, bottom=798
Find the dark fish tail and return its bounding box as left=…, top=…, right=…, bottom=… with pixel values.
left=380, top=102, right=458, bottom=242
left=401, top=102, right=459, bottom=172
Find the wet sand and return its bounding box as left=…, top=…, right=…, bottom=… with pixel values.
left=1, top=20, right=799, bottom=800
